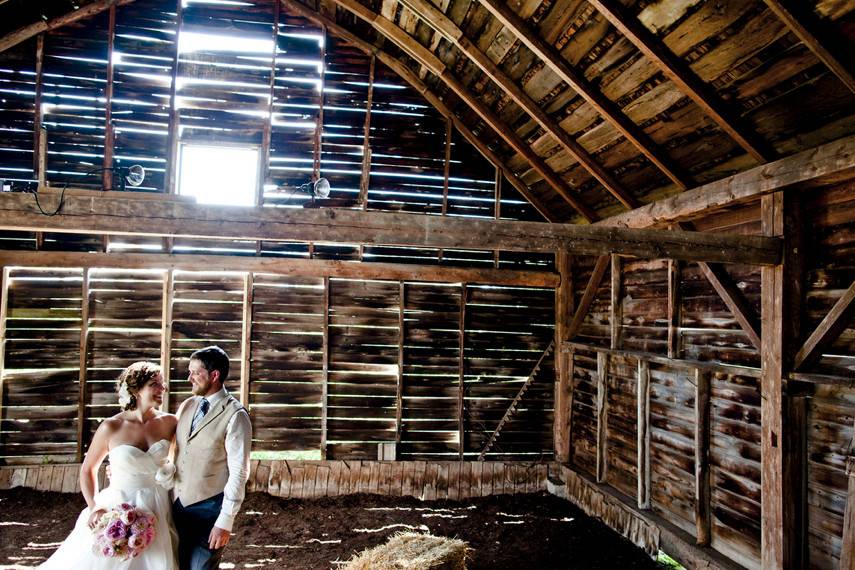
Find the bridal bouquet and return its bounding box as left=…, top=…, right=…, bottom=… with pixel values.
left=91, top=503, right=157, bottom=560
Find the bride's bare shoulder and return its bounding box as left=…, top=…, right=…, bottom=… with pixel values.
left=154, top=410, right=178, bottom=426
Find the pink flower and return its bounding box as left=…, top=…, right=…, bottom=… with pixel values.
left=105, top=519, right=127, bottom=540
left=128, top=534, right=144, bottom=549
left=92, top=504, right=156, bottom=560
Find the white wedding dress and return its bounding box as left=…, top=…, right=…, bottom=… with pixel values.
left=39, top=439, right=178, bottom=569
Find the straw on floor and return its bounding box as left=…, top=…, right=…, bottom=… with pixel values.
left=343, top=532, right=468, bottom=570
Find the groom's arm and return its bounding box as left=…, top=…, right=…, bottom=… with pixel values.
left=212, top=409, right=252, bottom=538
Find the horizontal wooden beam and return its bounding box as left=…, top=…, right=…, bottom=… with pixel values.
left=0, top=192, right=781, bottom=264
left=598, top=134, right=855, bottom=229
left=0, top=250, right=558, bottom=287
left=0, top=0, right=136, bottom=54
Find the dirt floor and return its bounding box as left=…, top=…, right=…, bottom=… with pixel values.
left=0, top=488, right=666, bottom=569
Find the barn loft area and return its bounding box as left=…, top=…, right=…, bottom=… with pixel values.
left=0, top=0, right=852, bottom=568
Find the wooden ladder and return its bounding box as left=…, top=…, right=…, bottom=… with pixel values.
left=477, top=339, right=555, bottom=461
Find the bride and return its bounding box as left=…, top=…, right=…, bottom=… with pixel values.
left=40, top=361, right=179, bottom=569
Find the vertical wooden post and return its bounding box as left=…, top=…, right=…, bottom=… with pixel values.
left=458, top=283, right=466, bottom=460
left=610, top=255, right=622, bottom=350
left=76, top=269, right=90, bottom=462
left=760, top=191, right=807, bottom=569
left=695, top=368, right=711, bottom=545
left=493, top=166, right=501, bottom=267
left=33, top=34, right=45, bottom=186
left=637, top=359, right=650, bottom=509
left=321, top=276, right=330, bottom=459
left=395, top=282, right=404, bottom=446
left=596, top=351, right=608, bottom=483
left=312, top=26, right=326, bottom=183
left=667, top=258, right=682, bottom=358
left=102, top=5, right=116, bottom=192
left=840, top=442, right=855, bottom=570
left=358, top=55, right=375, bottom=210
left=160, top=270, right=173, bottom=412
left=258, top=0, right=279, bottom=208
left=554, top=250, right=573, bottom=463
left=163, top=0, right=183, bottom=196
left=438, top=117, right=452, bottom=263
left=239, top=273, right=254, bottom=410
left=0, top=268, right=9, bottom=453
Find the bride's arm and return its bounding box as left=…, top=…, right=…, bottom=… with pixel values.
left=80, top=421, right=112, bottom=524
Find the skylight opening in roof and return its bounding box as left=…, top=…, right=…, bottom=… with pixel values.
left=177, top=144, right=259, bottom=207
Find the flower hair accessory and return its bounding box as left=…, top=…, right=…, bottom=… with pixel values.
left=118, top=382, right=132, bottom=409
left=91, top=503, right=156, bottom=560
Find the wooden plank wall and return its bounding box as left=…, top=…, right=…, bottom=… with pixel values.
left=0, top=460, right=550, bottom=501
left=564, top=183, right=854, bottom=569
left=0, top=273, right=555, bottom=464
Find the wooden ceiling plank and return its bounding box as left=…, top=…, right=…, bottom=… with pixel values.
left=280, top=0, right=558, bottom=222
left=598, top=134, right=855, bottom=229
left=793, top=280, right=855, bottom=370
left=0, top=192, right=782, bottom=264
left=398, top=0, right=640, bottom=210
left=587, top=0, right=776, bottom=163
left=0, top=250, right=560, bottom=287
left=320, top=0, right=597, bottom=221
left=762, top=0, right=855, bottom=94
left=477, top=0, right=692, bottom=190
left=0, top=0, right=136, bottom=54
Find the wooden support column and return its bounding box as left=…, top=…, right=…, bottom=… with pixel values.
left=493, top=167, right=501, bottom=267
left=312, top=26, right=326, bottom=183
left=258, top=0, right=279, bottom=208
left=164, top=0, right=183, bottom=196
left=358, top=55, right=375, bottom=212
left=0, top=268, right=8, bottom=452
left=554, top=250, right=573, bottom=463
left=841, top=432, right=855, bottom=570
left=33, top=34, right=45, bottom=187
left=596, top=351, right=608, bottom=483
left=76, top=268, right=91, bottom=462
left=321, top=276, right=329, bottom=459
left=239, top=273, right=254, bottom=409
left=458, top=283, right=466, bottom=460
left=760, top=191, right=807, bottom=569
left=395, top=282, right=404, bottom=446
left=160, top=270, right=173, bottom=412
left=438, top=117, right=451, bottom=263
left=637, top=359, right=650, bottom=509
left=667, top=258, right=682, bottom=359
left=102, top=5, right=116, bottom=192
left=694, top=368, right=711, bottom=546
left=610, top=255, right=622, bottom=350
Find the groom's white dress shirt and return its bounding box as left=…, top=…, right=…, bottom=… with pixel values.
left=204, top=387, right=252, bottom=532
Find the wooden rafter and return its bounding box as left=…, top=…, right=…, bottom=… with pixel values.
left=0, top=192, right=783, bottom=264
left=793, top=280, right=855, bottom=370
left=307, top=0, right=597, bottom=221
left=761, top=0, right=855, bottom=94
left=0, top=250, right=559, bottom=288
left=478, top=340, right=554, bottom=460
left=598, top=134, right=855, bottom=229
left=566, top=255, right=611, bottom=340
left=398, top=0, right=639, bottom=210
left=587, top=0, right=775, bottom=162
left=281, top=0, right=557, bottom=222
left=0, top=0, right=136, bottom=54
left=476, top=0, right=692, bottom=190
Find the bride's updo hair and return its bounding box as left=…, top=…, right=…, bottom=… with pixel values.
left=116, top=361, right=162, bottom=411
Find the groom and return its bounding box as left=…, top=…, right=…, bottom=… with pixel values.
left=173, top=346, right=252, bottom=570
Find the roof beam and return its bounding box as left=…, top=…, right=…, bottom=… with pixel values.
left=0, top=0, right=135, bottom=54
left=761, top=0, right=855, bottom=94
left=598, top=134, right=855, bottom=229
left=0, top=250, right=559, bottom=287
left=587, top=0, right=775, bottom=163
left=0, top=191, right=781, bottom=265
left=281, top=0, right=558, bottom=222
left=398, top=0, right=639, bottom=210
left=477, top=0, right=692, bottom=190
left=317, top=0, right=597, bottom=221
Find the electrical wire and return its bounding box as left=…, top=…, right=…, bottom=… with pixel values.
left=31, top=183, right=68, bottom=216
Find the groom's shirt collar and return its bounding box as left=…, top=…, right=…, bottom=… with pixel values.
left=204, top=386, right=228, bottom=407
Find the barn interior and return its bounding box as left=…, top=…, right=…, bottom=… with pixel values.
left=0, top=0, right=853, bottom=568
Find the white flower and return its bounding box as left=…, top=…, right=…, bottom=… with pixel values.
left=118, top=382, right=132, bottom=408
left=155, top=461, right=176, bottom=490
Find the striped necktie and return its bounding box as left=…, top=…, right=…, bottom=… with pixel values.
left=190, top=398, right=210, bottom=435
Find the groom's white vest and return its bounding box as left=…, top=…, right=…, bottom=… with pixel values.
left=174, top=394, right=244, bottom=506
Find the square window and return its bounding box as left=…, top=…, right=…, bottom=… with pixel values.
left=177, top=144, right=260, bottom=207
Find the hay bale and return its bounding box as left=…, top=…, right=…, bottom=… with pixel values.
left=343, top=532, right=468, bottom=570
